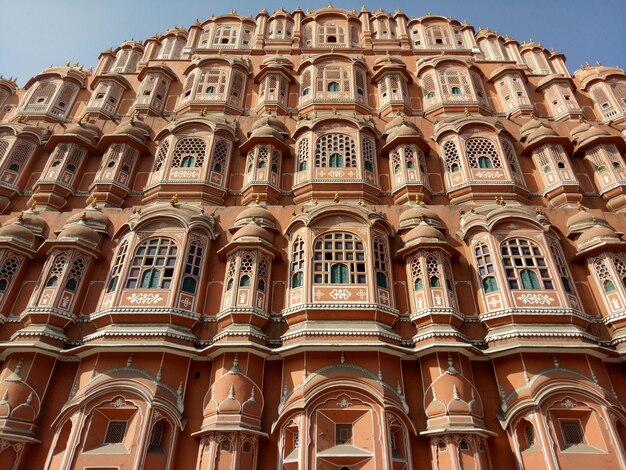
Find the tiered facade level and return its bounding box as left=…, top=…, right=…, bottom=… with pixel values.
left=0, top=6, right=626, bottom=470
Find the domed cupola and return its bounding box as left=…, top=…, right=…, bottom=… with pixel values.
left=239, top=117, right=290, bottom=204
left=382, top=116, right=431, bottom=204
left=232, top=202, right=279, bottom=232
left=398, top=197, right=445, bottom=233
left=201, top=355, right=264, bottom=433
left=0, top=358, right=41, bottom=441
left=423, top=359, right=490, bottom=436
left=45, top=119, right=102, bottom=153
left=574, top=218, right=625, bottom=257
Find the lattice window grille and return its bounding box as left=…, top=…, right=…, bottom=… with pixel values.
left=438, top=69, right=472, bottom=99
left=0, top=255, right=21, bottom=284
left=313, top=232, right=366, bottom=284
left=211, top=138, right=230, bottom=175
left=314, top=133, right=356, bottom=168
left=125, top=238, right=178, bottom=289
left=6, top=142, right=34, bottom=174
left=105, top=421, right=127, bottom=444
left=225, top=257, right=236, bottom=290
left=106, top=240, right=128, bottom=292
left=0, top=140, right=9, bottom=162
left=501, top=138, right=522, bottom=175
left=153, top=139, right=171, bottom=172
left=150, top=422, right=164, bottom=447
left=466, top=138, right=502, bottom=169
left=171, top=137, right=206, bottom=168
left=409, top=254, right=423, bottom=286
left=443, top=257, right=457, bottom=306
left=26, top=81, right=58, bottom=108
left=561, top=421, right=584, bottom=446
left=474, top=242, right=495, bottom=283
left=373, top=236, right=388, bottom=288
left=524, top=423, right=536, bottom=447
left=443, top=140, right=461, bottom=172
left=291, top=236, right=305, bottom=281
left=297, top=138, right=309, bottom=171
left=362, top=136, right=375, bottom=172
left=501, top=238, right=553, bottom=290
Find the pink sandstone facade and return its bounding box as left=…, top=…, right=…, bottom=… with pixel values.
left=0, top=5, right=625, bottom=469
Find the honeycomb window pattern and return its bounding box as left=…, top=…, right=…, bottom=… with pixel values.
left=314, top=134, right=356, bottom=168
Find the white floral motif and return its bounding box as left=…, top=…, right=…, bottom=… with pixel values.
left=516, top=293, right=554, bottom=305
left=561, top=398, right=576, bottom=409
left=127, top=293, right=164, bottom=304
left=112, top=397, right=125, bottom=407
left=171, top=170, right=199, bottom=178
left=337, top=398, right=352, bottom=408
left=475, top=171, right=504, bottom=178
left=328, top=170, right=345, bottom=178
left=329, top=289, right=352, bottom=300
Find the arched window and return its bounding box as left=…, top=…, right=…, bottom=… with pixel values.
left=415, top=278, right=424, bottom=290
left=65, top=278, right=78, bottom=292
left=430, top=276, right=441, bottom=287
left=181, top=240, right=203, bottom=294
left=239, top=275, right=251, bottom=287
left=501, top=238, right=553, bottom=290
left=329, top=153, right=343, bottom=167
left=291, top=236, right=305, bottom=289
left=0, top=279, right=6, bottom=292
left=466, top=138, right=502, bottom=169
left=482, top=276, right=498, bottom=293
left=374, top=237, right=389, bottom=289
left=313, top=232, right=366, bottom=284
left=525, top=423, right=536, bottom=447
left=107, top=241, right=128, bottom=293
left=474, top=242, right=498, bottom=293
left=451, top=86, right=461, bottom=95
left=478, top=156, right=493, bottom=168
left=126, top=238, right=178, bottom=289
left=181, top=156, right=194, bottom=168
left=330, top=263, right=349, bottom=284
left=315, top=134, right=356, bottom=168
left=45, top=254, right=68, bottom=288
left=604, top=280, right=616, bottom=293
left=172, top=138, right=206, bottom=169
left=206, top=86, right=216, bottom=94
left=327, top=81, right=340, bottom=92
left=149, top=421, right=164, bottom=449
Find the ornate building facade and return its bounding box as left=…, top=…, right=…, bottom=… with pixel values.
left=0, top=5, right=625, bottom=469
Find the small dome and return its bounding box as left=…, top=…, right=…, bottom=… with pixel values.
left=232, top=220, right=273, bottom=243
left=399, top=204, right=442, bottom=231
left=385, top=116, right=421, bottom=137
left=404, top=220, right=446, bottom=245
left=58, top=220, right=101, bottom=246
left=66, top=207, right=109, bottom=234
left=65, top=121, right=101, bottom=143
left=235, top=205, right=278, bottom=230
left=566, top=207, right=606, bottom=235
left=0, top=220, right=35, bottom=246
left=520, top=117, right=544, bottom=136
left=217, top=384, right=242, bottom=414
left=577, top=125, right=610, bottom=145
left=570, top=120, right=595, bottom=143
left=251, top=116, right=287, bottom=133
left=425, top=397, right=446, bottom=418
left=114, top=117, right=151, bottom=142
left=577, top=223, right=621, bottom=249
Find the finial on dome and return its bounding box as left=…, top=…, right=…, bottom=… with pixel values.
left=66, top=60, right=71, bottom=67
left=578, top=115, right=586, bottom=123
left=577, top=201, right=585, bottom=211
left=591, top=215, right=597, bottom=224
left=334, top=192, right=340, bottom=203
left=231, top=353, right=240, bottom=372
left=17, top=212, right=24, bottom=223
left=447, top=353, right=459, bottom=374
left=126, top=353, right=133, bottom=367
left=464, top=107, right=470, bottom=117
left=91, top=200, right=97, bottom=209
left=340, top=351, right=345, bottom=364
left=596, top=60, right=602, bottom=66
left=171, top=193, right=179, bottom=206
left=332, top=106, right=337, bottom=115
left=255, top=194, right=261, bottom=205
left=415, top=193, right=422, bottom=204
left=201, top=107, right=207, bottom=116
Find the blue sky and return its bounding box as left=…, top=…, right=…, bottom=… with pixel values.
left=1, top=0, right=624, bottom=86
